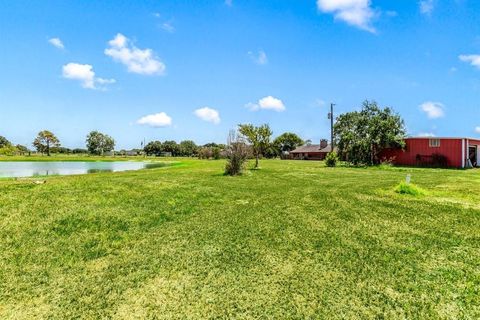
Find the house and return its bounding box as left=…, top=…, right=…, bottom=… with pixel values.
left=290, top=139, right=332, bottom=160
left=380, top=137, right=480, bottom=168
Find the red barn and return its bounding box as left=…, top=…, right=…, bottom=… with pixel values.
left=381, top=137, right=480, bottom=168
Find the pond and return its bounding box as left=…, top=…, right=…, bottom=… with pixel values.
left=0, top=161, right=169, bottom=178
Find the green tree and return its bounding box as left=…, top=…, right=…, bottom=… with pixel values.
left=162, top=140, right=179, bottom=156
left=16, top=144, right=29, bottom=155
left=0, top=136, right=11, bottom=148
left=325, top=151, right=338, bottom=167
left=238, top=123, right=272, bottom=168
left=72, top=148, right=88, bottom=154
left=334, top=100, right=406, bottom=165
left=0, top=145, right=17, bottom=156
left=86, top=131, right=115, bottom=155
left=144, top=141, right=163, bottom=156
left=273, top=132, right=304, bottom=157
left=179, top=140, right=198, bottom=157
left=33, top=130, right=60, bottom=156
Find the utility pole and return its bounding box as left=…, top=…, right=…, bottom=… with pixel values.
left=328, top=103, right=335, bottom=151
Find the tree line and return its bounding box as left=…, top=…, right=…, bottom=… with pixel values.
left=1, top=100, right=407, bottom=169
left=0, top=128, right=306, bottom=160
left=0, top=130, right=116, bottom=156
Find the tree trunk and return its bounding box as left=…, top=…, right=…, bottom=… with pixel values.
left=47, top=141, right=50, bottom=156
left=255, top=153, right=259, bottom=168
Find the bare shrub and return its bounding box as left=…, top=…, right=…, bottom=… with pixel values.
left=224, top=130, right=249, bottom=176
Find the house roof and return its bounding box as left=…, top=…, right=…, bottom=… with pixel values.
left=290, top=144, right=332, bottom=153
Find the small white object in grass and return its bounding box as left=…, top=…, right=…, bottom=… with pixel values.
left=406, top=174, right=411, bottom=184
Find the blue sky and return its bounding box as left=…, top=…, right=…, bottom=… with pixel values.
left=1, top=0, right=480, bottom=149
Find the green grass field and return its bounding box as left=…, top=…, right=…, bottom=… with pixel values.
left=0, top=158, right=479, bottom=319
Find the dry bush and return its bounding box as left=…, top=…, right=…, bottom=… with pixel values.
left=224, top=130, right=249, bottom=176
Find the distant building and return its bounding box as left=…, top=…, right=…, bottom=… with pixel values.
left=290, top=139, right=332, bottom=160
left=381, top=137, right=480, bottom=168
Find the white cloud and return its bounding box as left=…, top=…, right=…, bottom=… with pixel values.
left=245, top=102, right=260, bottom=111
left=419, top=101, right=445, bottom=119
left=105, top=33, right=166, bottom=75
left=161, top=22, right=175, bottom=33
left=248, top=50, right=268, bottom=65
left=459, top=54, right=480, bottom=69
left=137, top=112, right=172, bottom=127
left=95, top=78, right=116, bottom=85
left=246, top=96, right=286, bottom=112
left=194, top=107, right=221, bottom=124
left=316, top=0, right=376, bottom=32
left=48, top=37, right=64, bottom=49
left=418, top=132, right=436, bottom=137
left=475, top=126, right=480, bottom=134
left=420, top=0, right=434, bottom=15
left=62, top=63, right=115, bottom=90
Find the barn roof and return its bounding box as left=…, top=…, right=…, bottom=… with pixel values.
left=290, top=144, right=332, bottom=153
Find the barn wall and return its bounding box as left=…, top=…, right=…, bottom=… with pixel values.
left=381, top=138, right=463, bottom=167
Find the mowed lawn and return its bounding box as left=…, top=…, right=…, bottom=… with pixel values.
left=0, top=159, right=479, bottom=319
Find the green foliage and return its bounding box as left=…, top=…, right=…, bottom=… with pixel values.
left=72, top=148, right=88, bottom=154
left=238, top=123, right=272, bottom=168
left=334, top=100, right=406, bottom=166
left=162, top=140, right=180, bottom=156
left=394, top=182, right=426, bottom=196
left=51, top=147, right=72, bottom=154
left=179, top=140, right=198, bottom=157
left=272, top=132, right=304, bottom=158
left=15, top=144, right=29, bottom=155
left=198, top=146, right=223, bottom=160
left=86, top=131, right=115, bottom=155
left=325, top=151, right=339, bottom=167
left=0, top=145, right=18, bottom=156
left=144, top=141, right=163, bottom=156
left=33, top=130, right=60, bottom=156
left=212, top=147, right=222, bottom=160
left=0, top=136, right=11, bottom=148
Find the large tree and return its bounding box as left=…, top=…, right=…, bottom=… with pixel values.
left=0, top=136, right=11, bottom=148
left=86, top=131, right=115, bottom=155
left=179, top=140, right=198, bottom=157
left=33, top=130, right=60, bottom=156
left=238, top=123, right=272, bottom=168
left=334, top=100, right=406, bottom=165
left=273, top=132, right=304, bottom=156
left=162, top=140, right=180, bottom=156
left=144, top=141, right=163, bottom=156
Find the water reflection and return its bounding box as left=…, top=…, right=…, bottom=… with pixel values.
left=0, top=161, right=170, bottom=178
left=144, top=162, right=171, bottom=169
left=87, top=169, right=113, bottom=174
